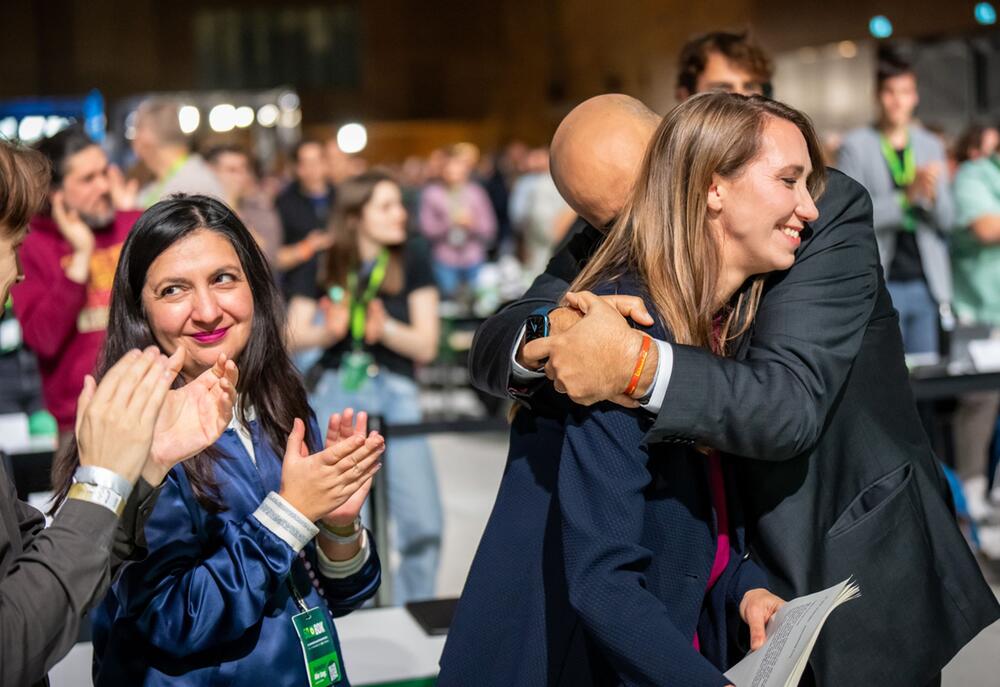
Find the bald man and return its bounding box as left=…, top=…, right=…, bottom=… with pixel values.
left=466, top=92, right=998, bottom=686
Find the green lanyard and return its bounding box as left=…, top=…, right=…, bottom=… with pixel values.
left=346, top=249, right=389, bottom=348
left=879, top=134, right=917, bottom=232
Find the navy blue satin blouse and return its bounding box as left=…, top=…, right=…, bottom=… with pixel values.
left=91, top=417, right=381, bottom=686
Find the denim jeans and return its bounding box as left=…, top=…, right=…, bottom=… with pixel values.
left=887, top=280, right=939, bottom=355
left=311, top=367, right=443, bottom=605
left=433, top=262, right=481, bottom=299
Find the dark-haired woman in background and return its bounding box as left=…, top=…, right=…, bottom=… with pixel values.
left=287, top=171, right=442, bottom=605
left=50, top=195, right=386, bottom=686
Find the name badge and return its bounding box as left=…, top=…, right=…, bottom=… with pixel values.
left=292, top=607, right=344, bottom=686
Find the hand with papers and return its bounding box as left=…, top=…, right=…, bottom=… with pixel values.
left=725, top=579, right=861, bottom=687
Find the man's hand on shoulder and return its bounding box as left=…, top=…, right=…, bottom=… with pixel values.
left=522, top=291, right=656, bottom=407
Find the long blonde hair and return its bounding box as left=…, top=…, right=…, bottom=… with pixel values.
left=570, top=92, right=826, bottom=355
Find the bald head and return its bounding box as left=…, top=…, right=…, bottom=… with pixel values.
left=550, top=94, right=659, bottom=227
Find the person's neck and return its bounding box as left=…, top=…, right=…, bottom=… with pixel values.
left=716, top=265, right=749, bottom=310
left=357, top=233, right=382, bottom=263
left=149, top=147, right=188, bottom=180
left=301, top=179, right=328, bottom=197
left=878, top=118, right=911, bottom=148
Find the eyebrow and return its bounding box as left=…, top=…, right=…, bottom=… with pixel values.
left=778, top=165, right=807, bottom=176
left=150, top=263, right=244, bottom=292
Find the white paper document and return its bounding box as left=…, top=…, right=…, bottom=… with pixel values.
left=724, top=578, right=860, bottom=687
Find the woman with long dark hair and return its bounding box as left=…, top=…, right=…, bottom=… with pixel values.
left=441, top=92, right=826, bottom=686
left=50, top=194, right=385, bottom=686
left=288, top=171, right=442, bottom=605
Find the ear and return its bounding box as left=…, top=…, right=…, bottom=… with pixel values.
left=706, top=174, right=724, bottom=213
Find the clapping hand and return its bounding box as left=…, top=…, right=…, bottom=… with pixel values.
left=321, top=408, right=376, bottom=527
left=146, top=350, right=239, bottom=485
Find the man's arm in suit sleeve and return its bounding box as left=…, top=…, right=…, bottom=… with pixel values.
left=1, top=477, right=120, bottom=686
left=647, top=170, right=880, bottom=460
left=467, top=220, right=599, bottom=399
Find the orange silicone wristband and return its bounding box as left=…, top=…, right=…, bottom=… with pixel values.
left=624, top=334, right=652, bottom=397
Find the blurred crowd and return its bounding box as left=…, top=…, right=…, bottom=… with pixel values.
left=2, top=32, right=1000, bottom=609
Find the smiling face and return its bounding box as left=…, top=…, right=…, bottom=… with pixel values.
left=141, top=229, right=254, bottom=379
left=709, top=116, right=819, bottom=280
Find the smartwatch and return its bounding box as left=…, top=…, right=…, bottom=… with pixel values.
left=524, top=305, right=558, bottom=368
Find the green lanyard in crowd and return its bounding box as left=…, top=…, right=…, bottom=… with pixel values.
left=346, top=248, right=389, bottom=350
left=879, top=134, right=917, bottom=232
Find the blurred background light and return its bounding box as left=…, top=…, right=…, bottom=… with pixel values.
left=336, top=122, right=368, bottom=154
left=0, top=117, right=17, bottom=140
left=17, top=116, right=45, bottom=142
left=975, top=2, right=997, bottom=25
left=208, top=103, right=237, bottom=132
left=178, top=105, right=200, bottom=134
left=256, top=104, right=279, bottom=127
left=869, top=15, right=894, bottom=39
left=234, top=105, right=255, bottom=128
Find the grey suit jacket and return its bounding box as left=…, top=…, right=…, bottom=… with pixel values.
left=837, top=124, right=955, bottom=305
left=0, top=458, right=160, bottom=687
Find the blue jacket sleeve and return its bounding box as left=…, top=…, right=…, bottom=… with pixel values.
left=111, top=469, right=299, bottom=658
left=558, top=402, right=730, bottom=687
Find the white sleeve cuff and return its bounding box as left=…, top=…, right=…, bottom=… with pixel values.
left=316, top=529, right=371, bottom=579
left=253, top=492, right=320, bottom=552
left=640, top=339, right=673, bottom=415
left=510, top=324, right=547, bottom=382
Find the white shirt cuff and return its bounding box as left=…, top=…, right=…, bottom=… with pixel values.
left=639, top=339, right=672, bottom=415
left=510, top=324, right=547, bottom=383
left=316, top=529, right=371, bottom=579
left=253, top=492, right=320, bottom=552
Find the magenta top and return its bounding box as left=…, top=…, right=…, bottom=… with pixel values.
left=693, top=450, right=731, bottom=652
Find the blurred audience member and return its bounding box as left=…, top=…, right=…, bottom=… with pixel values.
left=206, top=144, right=283, bottom=266
left=950, top=135, right=1000, bottom=521
left=956, top=123, right=999, bottom=165
left=419, top=144, right=497, bottom=299
left=275, top=140, right=336, bottom=299
left=132, top=98, right=225, bottom=207
left=12, top=126, right=142, bottom=440
left=675, top=30, right=773, bottom=100
left=0, top=297, right=46, bottom=420
left=508, top=147, right=574, bottom=278
left=326, top=139, right=368, bottom=186
left=288, top=171, right=442, bottom=604
left=839, top=50, right=954, bottom=356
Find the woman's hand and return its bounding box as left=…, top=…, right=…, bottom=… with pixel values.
left=321, top=408, right=373, bottom=527
left=146, top=350, right=238, bottom=485
left=364, top=298, right=387, bottom=345
left=278, top=417, right=385, bottom=522
left=319, top=295, right=350, bottom=342
left=75, top=347, right=178, bottom=485
left=740, top=588, right=786, bottom=651
left=107, top=164, right=140, bottom=211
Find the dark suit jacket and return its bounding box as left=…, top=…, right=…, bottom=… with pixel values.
left=0, top=457, right=159, bottom=687
left=467, top=169, right=1000, bottom=686
left=442, top=278, right=767, bottom=687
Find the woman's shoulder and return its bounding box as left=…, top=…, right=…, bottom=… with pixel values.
left=587, top=272, right=669, bottom=342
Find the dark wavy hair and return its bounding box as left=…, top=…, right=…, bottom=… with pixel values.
left=51, top=194, right=318, bottom=511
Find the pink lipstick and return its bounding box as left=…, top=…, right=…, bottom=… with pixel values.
left=191, top=327, right=229, bottom=344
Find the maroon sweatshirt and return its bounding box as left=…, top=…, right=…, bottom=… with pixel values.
left=11, top=211, right=140, bottom=430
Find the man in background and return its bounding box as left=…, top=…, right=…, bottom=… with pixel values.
left=275, top=139, right=335, bottom=299
left=206, top=144, right=283, bottom=266
left=838, top=50, right=954, bottom=358
left=132, top=98, right=225, bottom=208
left=13, top=126, right=142, bottom=442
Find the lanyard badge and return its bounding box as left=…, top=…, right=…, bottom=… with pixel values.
left=341, top=249, right=390, bottom=391
left=289, top=574, right=344, bottom=686
left=879, top=135, right=917, bottom=232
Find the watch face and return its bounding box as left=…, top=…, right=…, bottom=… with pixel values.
left=525, top=314, right=550, bottom=342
